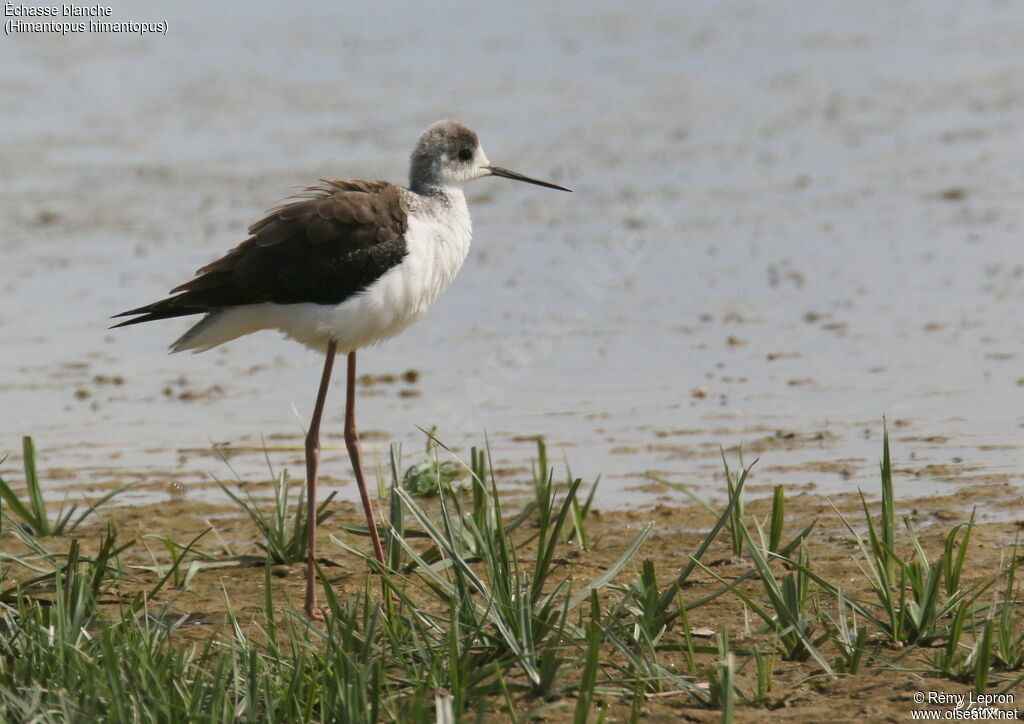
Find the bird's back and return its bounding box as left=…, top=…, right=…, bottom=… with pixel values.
left=170, top=179, right=412, bottom=309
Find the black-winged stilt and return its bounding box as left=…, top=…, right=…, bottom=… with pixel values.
left=113, top=120, right=571, bottom=618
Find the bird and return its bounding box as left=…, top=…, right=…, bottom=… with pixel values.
left=112, top=120, right=571, bottom=619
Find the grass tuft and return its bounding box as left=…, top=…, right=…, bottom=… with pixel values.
left=0, top=437, right=129, bottom=536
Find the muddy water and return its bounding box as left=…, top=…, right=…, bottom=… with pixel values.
left=2, top=1, right=1023, bottom=509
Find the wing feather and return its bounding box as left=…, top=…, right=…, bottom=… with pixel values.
left=114, top=179, right=410, bottom=324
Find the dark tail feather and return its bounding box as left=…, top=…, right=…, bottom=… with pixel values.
left=110, top=298, right=206, bottom=329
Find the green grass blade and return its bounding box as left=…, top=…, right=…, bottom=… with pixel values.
left=21, top=437, right=49, bottom=536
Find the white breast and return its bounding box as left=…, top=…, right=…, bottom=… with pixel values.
left=390, top=188, right=474, bottom=324
left=317, top=189, right=473, bottom=351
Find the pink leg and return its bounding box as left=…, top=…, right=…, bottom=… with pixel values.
left=304, top=340, right=337, bottom=620
left=344, top=351, right=386, bottom=567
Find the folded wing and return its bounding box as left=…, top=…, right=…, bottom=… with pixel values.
left=112, top=179, right=410, bottom=327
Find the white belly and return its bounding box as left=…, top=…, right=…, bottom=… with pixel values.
left=171, top=195, right=473, bottom=355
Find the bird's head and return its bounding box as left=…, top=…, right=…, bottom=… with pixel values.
left=409, top=120, right=571, bottom=194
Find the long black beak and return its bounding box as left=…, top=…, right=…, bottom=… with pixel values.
left=485, top=165, right=572, bottom=192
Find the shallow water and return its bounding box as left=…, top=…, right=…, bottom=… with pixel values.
left=2, top=0, right=1023, bottom=509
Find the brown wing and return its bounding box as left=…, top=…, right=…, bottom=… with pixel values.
left=113, top=179, right=410, bottom=326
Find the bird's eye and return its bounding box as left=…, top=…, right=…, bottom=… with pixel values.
left=457, top=149, right=473, bottom=162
